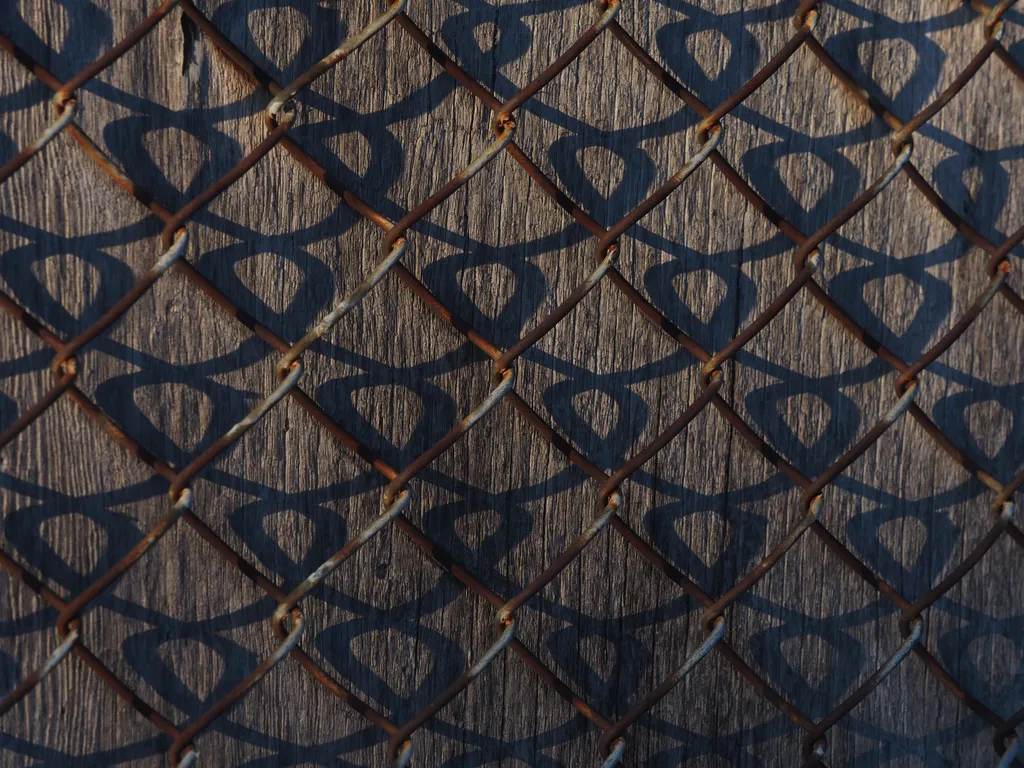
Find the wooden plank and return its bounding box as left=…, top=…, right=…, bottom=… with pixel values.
left=0, top=1, right=1022, bottom=766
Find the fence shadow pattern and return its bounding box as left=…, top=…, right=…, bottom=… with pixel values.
left=0, top=0, right=1023, bottom=765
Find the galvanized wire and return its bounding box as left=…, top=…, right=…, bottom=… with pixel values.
left=0, top=0, right=1021, bottom=765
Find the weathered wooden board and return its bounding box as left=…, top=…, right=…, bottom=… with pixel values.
left=0, top=1, right=1022, bottom=766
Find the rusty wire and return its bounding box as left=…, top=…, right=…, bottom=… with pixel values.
left=0, top=0, right=1022, bottom=765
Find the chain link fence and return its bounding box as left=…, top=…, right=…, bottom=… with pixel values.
left=0, top=0, right=1022, bottom=765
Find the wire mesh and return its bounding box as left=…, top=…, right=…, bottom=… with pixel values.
left=0, top=0, right=1022, bottom=765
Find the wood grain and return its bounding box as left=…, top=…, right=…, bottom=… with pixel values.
left=0, top=1, right=1022, bottom=766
